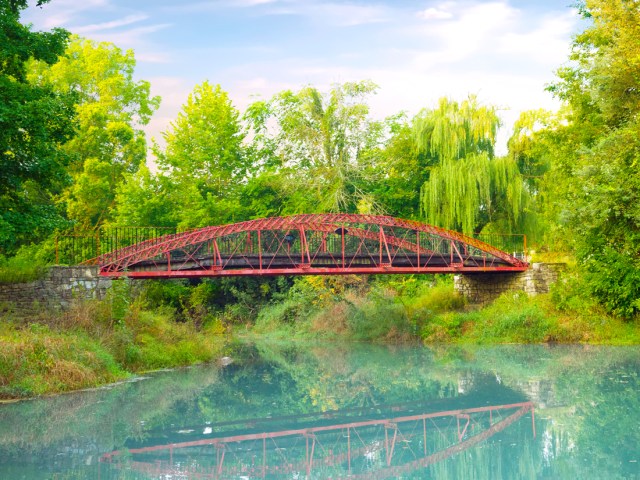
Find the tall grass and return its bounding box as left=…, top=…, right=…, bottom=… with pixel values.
left=0, top=286, right=226, bottom=400
left=0, top=255, right=48, bottom=284
left=249, top=276, right=463, bottom=342
left=0, top=322, right=125, bottom=398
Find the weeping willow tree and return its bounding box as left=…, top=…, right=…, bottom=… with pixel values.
left=415, top=96, right=529, bottom=235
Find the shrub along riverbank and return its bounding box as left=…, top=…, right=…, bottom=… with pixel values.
left=2, top=267, right=639, bottom=400
left=0, top=288, right=225, bottom=400
left=242, top=270, right=640, bottom=345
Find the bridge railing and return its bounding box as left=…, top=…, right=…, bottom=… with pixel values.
left=475, top=233, right=527, bottom=261
left=55, top=227, right=181, bottom=265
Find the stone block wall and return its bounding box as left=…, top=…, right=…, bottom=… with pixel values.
left=454, top=263, right=565, bottom=304
left=0, top=266, right=112, bottom=317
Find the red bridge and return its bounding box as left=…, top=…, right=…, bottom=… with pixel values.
left=90, top=214, right=528, bottom=278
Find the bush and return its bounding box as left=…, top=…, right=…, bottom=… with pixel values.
left=583, top=247, right=640, bottom=319
left=0, top=245, right=50, bottom=284
left=347, top=298, right=411, bottom=341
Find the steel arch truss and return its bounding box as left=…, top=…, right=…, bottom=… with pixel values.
left=94, top=214, right=528, bottom=278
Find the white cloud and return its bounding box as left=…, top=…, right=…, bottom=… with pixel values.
left=304, top=3, right=390, bottom=26
left=77, top=24, right=172, bottom=50
left=25, top=0, right=111, bottom=29
left=73, top=14, right=149, bottom=34
left=161, top=0, right=281, bottom=14
left=135, top=52, right=172, bottom=64
left=405, top=1, right=577, bottom=75
left=417, top=7, right=453, bottom=20
left=497, top=13, right=576, bottom=65
left=237, top=0, right=279, bottom=5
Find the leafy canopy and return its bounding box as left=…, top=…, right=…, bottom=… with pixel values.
left=416, top=96, right=528, bottom=235
left=28, top=36, right=161, bottom=229
left=245, top=81, right=383, bottom=213
left=0, top=0, right=75, bottom=252
left=150, top=81, right=247, bottom=228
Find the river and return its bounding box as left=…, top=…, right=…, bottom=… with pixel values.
left=0, top=342, right=638, bottom=479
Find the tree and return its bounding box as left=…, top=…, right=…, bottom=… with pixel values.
left=415, top=96, right=528, bottom=235
left=534, top=0, right=640, bottom=317
left=245, top=81, right=384, bottom=214
left=361, top=113, right=428, bottom=219
left=110, top=164, right=175, bottom=227
left=28, top=36, right=160, bottom=229
left=0, top=0, right=75, bottom=252
left=154, top=81, right=247, bottom=228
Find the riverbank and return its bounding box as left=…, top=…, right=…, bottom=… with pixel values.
left=2, top=269, right=638, bottom=400
left=244, top=272, right=640, bottom=345
left=0, top=297, right=225, bottom=400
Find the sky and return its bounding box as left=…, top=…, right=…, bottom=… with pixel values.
left=24, top=0, right=585, bottom=153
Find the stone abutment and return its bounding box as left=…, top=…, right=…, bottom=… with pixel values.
left=0, top=266, right=112, bottom=317
left=454, top=263, right=565, bottom=304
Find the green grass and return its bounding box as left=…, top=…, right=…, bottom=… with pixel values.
left=0, top=322, right=126, bottom=398
left=245, top=273, right=640, bottom=345
left=420, top=289, right=640, bottom=345
left=0, top=257, right=48, bottom=284
left=0, top=297, right=226, bottom=400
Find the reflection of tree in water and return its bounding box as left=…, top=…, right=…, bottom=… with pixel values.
left=465, top=345, right=640, bottom=478
left=0, top=365, right=221, bottom=478
left=1, top=342, right=639, bottom=479
left=553, top=363, right=639, bottom=478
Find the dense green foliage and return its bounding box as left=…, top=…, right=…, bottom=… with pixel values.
left=517, top=0, right=640, bottom=318
left=0, top=0, right=75, bottom=252
left=416, top=96, right=529, bottom=235
left=28, top=36, right=160, bottom=229
left=242, top=273, right=640, bottom=345
left=244, top=81, right=386, bottom=214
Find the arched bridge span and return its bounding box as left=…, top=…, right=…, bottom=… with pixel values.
left=92, top=214, right=528, bottom=278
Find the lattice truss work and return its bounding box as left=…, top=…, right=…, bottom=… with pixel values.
left=100, top=402, right=534, bottom=479
left=92, top=214, right=528, bottom=277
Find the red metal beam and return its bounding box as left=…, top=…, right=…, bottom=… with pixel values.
left=101, top=265, right=528, bottom=278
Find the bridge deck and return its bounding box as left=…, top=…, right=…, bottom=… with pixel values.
left=115, top=252, right=526, bottom=278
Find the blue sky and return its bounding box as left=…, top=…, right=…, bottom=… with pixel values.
left=25, top=1, right=584, bottom=152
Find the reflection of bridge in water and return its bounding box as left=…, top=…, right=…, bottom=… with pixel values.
left=100, top=401, right=534, bottom=479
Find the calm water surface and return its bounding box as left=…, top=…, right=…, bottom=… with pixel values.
left=0, top=342, right=638, bottom=479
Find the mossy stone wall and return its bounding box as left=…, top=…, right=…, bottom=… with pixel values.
left=454, top=263, right=565, bottom=304
left=0, top=266, right=112, bottom=316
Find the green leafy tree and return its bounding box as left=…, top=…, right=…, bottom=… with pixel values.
left=0, top=0, right=75, bottom=252
left=541, top=0, right=640, bottom=317
left=153, top=81, right=247, bottom=228
left=28, top=36, right=160, bottom=229
left=416, top=96, right=528, bottom=235
left=361, top=113, right=428, bottom=219
left=245, top=81, right=384, bottom=214
left=110, top=164, right=175, bottom=227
